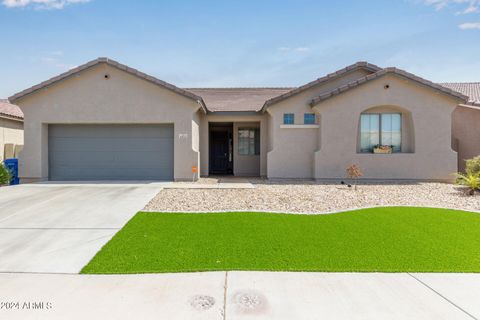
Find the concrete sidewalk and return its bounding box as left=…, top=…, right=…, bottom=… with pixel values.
left=0, top=272, right=478, bottom=320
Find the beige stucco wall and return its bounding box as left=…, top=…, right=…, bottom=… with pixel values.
left=15, top=63, right=202, bottom=181
left=266, top=68, right=371, bottom=178
left=0, top=117, right=23, bottom=161
left=453, top=105, right=480, bottom=172
left=312, top=75, right=459, bottom=181
left=199, top=113, right=267, bottom=177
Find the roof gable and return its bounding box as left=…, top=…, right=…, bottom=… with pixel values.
left=8, top=57, right=207, bottom=113
left=310, top=68, right=469, bottom=107
left=261, top=61, right=382, bottom=112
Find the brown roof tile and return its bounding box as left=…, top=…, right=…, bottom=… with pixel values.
left=8, top=57, right=208, bottom=113
left=310, top=68, right=469, bottom=106
left=0, top=99, right=23, bottom=120
left=186, top=88, right=293, bottom=112
left=261, top=61, right=382, bottom=111
left=440, top=83, right=480, bottom=106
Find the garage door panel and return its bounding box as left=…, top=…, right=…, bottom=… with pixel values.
left=50, top=150, right=172, bottom=165
left=48, top=124, right=174, bottom=181
left=49, top=125, right=174, bottom=139
left=50, top=137, right=173, bottom=152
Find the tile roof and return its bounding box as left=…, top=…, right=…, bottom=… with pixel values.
left=261, top=61, right=382, bottom=111
left=310, top=68, right=469, bottom=107
left=186, top=88, right=293, bottom=112
left=0, top=99, right=23, bottom=120
left=6, top=57, right=479, bottom=113
left=440, top=83, right=480, bottom=106
left=8, top=57, right=208, bottom=113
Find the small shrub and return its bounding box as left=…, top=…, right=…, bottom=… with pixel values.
left=0, top=163, right=12, bottom=186
left=455, top=172, right=480, bottom=196
left=346, top=164, right=363, bottom=190
left=465, top=156, right=480, bottom=176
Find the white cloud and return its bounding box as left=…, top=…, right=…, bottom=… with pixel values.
left=422, top=0, right=480, bottom=13
left=459, top=21, right=480, bottom=28
left=38, top=51, right=74, bottom=69
left=278, top=47, right=310, bottom=53
left=2, top=0, right=90, bottom=10
left=294, top=47, right=309, bottom=52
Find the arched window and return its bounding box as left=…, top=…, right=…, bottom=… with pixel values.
left=360, top=113, right=402, bottom=153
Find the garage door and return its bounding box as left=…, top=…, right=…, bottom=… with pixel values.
left=48, top=124, right=174, bottom=181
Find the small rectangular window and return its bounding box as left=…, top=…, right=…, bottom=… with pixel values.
left=304, top=113, right=316, bottom=124
left=283, top=113, right=294, bottom=125
left=238, top=128, right=260, bottom=156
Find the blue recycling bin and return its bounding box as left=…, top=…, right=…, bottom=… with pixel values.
left=3, top=158, right=19, bottom=185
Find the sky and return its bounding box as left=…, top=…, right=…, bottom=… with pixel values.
left=1, top=0, right=480, bottom=98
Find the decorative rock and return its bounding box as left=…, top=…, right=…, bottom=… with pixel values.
left=144, top=179, right=480, bottom=214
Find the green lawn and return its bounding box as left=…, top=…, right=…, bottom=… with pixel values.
left=81, top=207, right=480, bottom=274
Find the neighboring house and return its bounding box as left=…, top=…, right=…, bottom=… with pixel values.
left=442, top=83, right=480, bottom=173
left=7, top=57, right=479, bottom=182
left=0, top=99, right=23, bottom=162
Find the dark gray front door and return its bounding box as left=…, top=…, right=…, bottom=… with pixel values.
left=209, top=124, right=233, bottom=175
left=48, top=124, right=174, bottom=181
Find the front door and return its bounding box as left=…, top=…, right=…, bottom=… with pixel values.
left=209, top=125, right=233, bottom=174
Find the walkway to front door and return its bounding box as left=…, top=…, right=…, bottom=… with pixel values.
left=209, top=123, right=233, bottom=174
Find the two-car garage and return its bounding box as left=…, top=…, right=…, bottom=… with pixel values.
left=48, top=124, right=174, bottom=181
left=10, top=58, right=205, bottom=182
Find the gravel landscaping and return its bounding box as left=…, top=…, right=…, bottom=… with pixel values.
left=144, top=179, right=480, bottom=214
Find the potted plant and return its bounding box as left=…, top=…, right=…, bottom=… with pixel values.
left=373, top=145, right=393, bottom=154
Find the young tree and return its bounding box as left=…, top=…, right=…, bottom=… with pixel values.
left=346, top=164, right=363, bottom=190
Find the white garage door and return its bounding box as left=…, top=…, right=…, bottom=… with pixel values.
left=48, top=124, right=174, bottom=181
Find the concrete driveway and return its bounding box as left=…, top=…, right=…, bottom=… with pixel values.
left=0, top=182, right=168, bottom=273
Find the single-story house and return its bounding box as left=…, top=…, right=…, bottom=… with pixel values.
left=0, top=99, right=23, bottom=162
left=7, top=57, right=480, bottom=182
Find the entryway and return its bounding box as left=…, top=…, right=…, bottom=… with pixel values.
left=209, top=123, right=233, bottom=175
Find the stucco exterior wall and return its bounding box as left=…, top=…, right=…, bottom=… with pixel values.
left=453, top=105, right=480, bottom=172
left=15, top=63, right=202, bottom=181
left=199, top=113, right=267, bottom=177
left=312, top=75, right=459, bottom=181
left=266, top=69, right=371, bottom=178
left=0, top=118, right=23, bottom=161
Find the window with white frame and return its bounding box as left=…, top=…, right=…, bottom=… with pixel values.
left=283, top=113, right=294, bottom=125
left=360, top=113, right=401, bottom=152
left=238, top=128, right=260, bottom=155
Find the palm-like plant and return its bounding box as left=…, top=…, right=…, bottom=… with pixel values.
left=455, top=172, right=480, bottom=196
left=0, top=163, right=12, bottom=186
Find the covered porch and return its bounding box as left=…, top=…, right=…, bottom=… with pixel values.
left=199, top=113, right=268, bottom=178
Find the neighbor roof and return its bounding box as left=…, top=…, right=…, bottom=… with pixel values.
left=260, top=61, right=382, bottom=112
left=8, top=57, right=208, bottom=113
left=0, top=99, right=23, bottom=121
left=440, top=83, right=480, bottom=106
left=310, top=68, right=469, bottom=107
left=186, top=88, right=293, bottom=112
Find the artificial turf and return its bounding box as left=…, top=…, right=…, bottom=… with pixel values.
left=81, top=207, right=480, bottom=274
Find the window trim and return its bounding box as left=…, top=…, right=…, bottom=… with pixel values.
left=360, top=112, right=402, bottom=153
left=283, top=113, right=295, bottom=125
